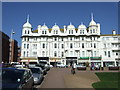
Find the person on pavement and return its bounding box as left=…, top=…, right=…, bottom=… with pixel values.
left=71, top=62, right=76, bottom=75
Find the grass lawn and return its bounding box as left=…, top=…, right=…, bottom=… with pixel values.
left=92, top=72, right=120, bottom=89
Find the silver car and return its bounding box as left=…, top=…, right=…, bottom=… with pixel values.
left=29, top=67, right=44, bottom=85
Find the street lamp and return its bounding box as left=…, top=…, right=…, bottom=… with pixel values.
left=9, top=29, right=15, bottom=63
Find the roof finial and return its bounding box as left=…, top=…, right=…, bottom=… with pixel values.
left=70, top=22, right=72, bottom=25
left=91, top=12, right=93, bottom=21
left=27, top=14, right=29, bottom=22
left=81, top=22, right=83, bottom=25
left=55, top=22, right=57, bottom=26
left=44, top=22, right=46, bottom=26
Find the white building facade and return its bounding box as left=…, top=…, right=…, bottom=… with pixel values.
left=20, top=15, right=120, bottom=67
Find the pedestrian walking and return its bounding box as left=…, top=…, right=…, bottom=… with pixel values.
left=91, top=62, right=94, bottom=70
left=71, top=62, right=76, bottom=75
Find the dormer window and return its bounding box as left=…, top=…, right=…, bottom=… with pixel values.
left=25, top=30, right=27, bottom=34
left=69, top=30, right=70, bottom=34
left=93, top=29, right=95, bottom=33
left=80, top=30, right=84, bottom=34
left=45, top=30, right=47, bottom=34
left=54, top=30, right=56, bottom=34
left=42, top=30, right=47, bottom=34
left=28, top=31, right=29, bottom=34
left=83, top=30, right=84, bottom=34
left=69, top=30, right=73, bottom=34
left=71, top=30, right=73, bottom=34
left=90, top=30, right=92, bottom=33
left=56, top=30, right=58, bottom=34
left=42, top=31, right=44, bottom=34
left=80, top=30, right=82, bottom=34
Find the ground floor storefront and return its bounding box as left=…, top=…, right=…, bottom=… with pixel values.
left=20, top=57, right=119, bottom=67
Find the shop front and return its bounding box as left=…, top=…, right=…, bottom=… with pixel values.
left=66, top=57, right=77, bottom=66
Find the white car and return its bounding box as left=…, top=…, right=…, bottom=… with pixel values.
left=76, top=64, right=86, bottom=70
left=108, top=65, right=114, bottom=67
left=57, top=63, right=65, bottom=68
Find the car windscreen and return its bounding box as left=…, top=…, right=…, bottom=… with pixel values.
left=29, top=68, right=41, bottom=74
left=2, top=69, right=24, bottom=83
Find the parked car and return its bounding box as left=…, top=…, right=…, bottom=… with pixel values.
left=50, top=64, right=53, bottom=68
left=108, top=64, right=114, bottom=67
left=76, top=64, right=86, bottom=70
left=94, top=65, right=100, bottom=70
left=56, top=63, right=66, bottom=68
left=1, top=67, right=34, bottom=89
left=29, top=67, right=44, bottom=85
left=36, top=63, right=47, bottom=75
left=14, top=64, right=25, bottom=68
left=38, top=60, right=50, bottom=71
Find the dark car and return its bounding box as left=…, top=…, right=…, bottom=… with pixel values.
left=1, top=67, right=34, bottom=90
left=36, top=64, right=47, bottom=75
left=29, top=67, right=44, bottom=85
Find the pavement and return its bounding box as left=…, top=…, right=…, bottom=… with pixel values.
left=36, top=67, right=119, bottom=89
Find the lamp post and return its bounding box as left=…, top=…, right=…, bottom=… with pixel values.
left=9, top=29, right=15, bottom=63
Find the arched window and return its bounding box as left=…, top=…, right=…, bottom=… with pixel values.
left=70, top=43, right=73, bottom=48
left=94, top=51, right=96, bottom=56
left=27, top=44, right=29, bottom=49
left=54, top=51, right=57, bottom=57
left=82, top=43, right=84, bottom=48
left=45, top=30, right=47, bottom=34
left=80, top=30, right=82, bottom=34
left=25, top=30, right=27, bottom=34
left=70, top=51, right=73, bottom=56
left=56, top=30, right=58, bottom=34
left=43, top=43, right=45, bottom=48
left=54, top=30, right=56, bottom=34
left=62, top=52, right=64, bottom=57
left=82, top=51, right=85, bottom=57
left=82, top=37, right=84, bottom=40
left=42, top=31, right=44, bottom=34
left=71, top=30, right=73, bottom=34
left=93, top=29, right=95, bottom=33
left=69, top=30, right=71, bottom=34
left=27, top=51, right=29, bottom=57
left=24, top=44, right=26, bottom=48
left=23, top=51, right=25, bottom=57
left=28, top=31, right=29, bottom=34
left=90, top=30, right=92, bottom=33
left=61, top=44, right=64, bottom=48
left=94, top=43, right=96, bottom=48
left=54, top=43, right=57, bottom=48
left=42, top=51, right=45, bottom=57
left=54, top=37, right=57, bottom=41
left=83, top=30, right=84, bottom=34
